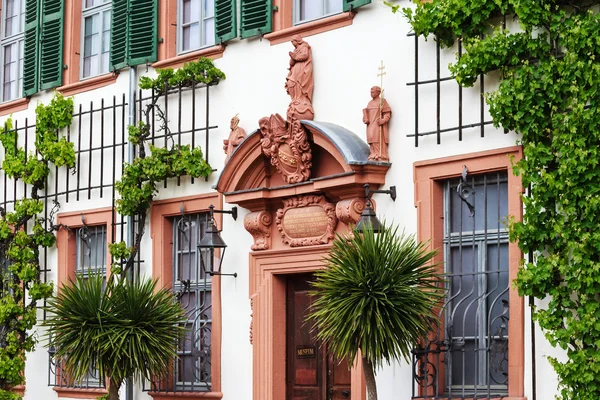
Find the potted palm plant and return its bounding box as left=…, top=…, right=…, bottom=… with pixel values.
left=44, top=275, right=186, bottom=400
left=309, top=223, right=444, bottom=400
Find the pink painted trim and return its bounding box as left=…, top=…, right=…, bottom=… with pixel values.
left=266, top=12, right=355, bottom=46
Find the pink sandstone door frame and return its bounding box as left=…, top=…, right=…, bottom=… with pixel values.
left=249, top=245, right=366, bottom=400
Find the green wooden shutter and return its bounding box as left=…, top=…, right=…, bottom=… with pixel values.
left=39, top=0, right=64, bottom=90
left=215, top=0, right=237, bottom=43
left=110, top=0, right=128, bottom=70
left=240, top=0, right=272, bottom=39
left=342, top=0, right=371, bottom=12
left=127, top=0, right=157, bottom=66
left=23, top=0, right=40, bottom=96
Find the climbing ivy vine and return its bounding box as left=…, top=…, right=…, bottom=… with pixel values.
left=0, top=94, right=75, bottom=399
left=403, top=1, right=600, bottom=398
left=110, top=58, right=222, bottom=276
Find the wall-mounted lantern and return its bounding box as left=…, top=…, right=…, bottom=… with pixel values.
left=198, top=205, right=238, bottom=277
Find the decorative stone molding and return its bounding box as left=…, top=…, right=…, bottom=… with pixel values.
left=276, top=195, right=337, bottom=247
left=244, top=211, right=273, bottom=251
left=335, top=199, right=366, bottom=226
left=249, top=298, right=254, bottom=345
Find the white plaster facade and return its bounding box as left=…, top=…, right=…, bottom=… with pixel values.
left=0, top=1, right=563, bottom=399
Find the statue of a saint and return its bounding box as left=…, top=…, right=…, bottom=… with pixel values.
left=363, top=86, right=392, bottom=161
left=285, top=35, right=314, bottom=121
left=223, top=115, right=247, bottom=162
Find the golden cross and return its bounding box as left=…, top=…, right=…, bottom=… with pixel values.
left=377, top=60, right=386, bottom=92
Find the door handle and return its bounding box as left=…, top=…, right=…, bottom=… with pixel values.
left=342, top=390, right=350, bottom=398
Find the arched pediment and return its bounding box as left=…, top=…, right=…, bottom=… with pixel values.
left=215, top=121, right=390, bottom=211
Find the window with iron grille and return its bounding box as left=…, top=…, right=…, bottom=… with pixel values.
left=49, top=225, right=107, bottom=389
left=171, top=213, right=212, bottom=391
left=413, top=171, right=510, bottom=399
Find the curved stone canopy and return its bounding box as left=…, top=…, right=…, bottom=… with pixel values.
left=215, top=120, right=390, bottom=210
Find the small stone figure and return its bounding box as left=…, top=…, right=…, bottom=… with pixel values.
left=223, top=115, right=247, bottom=162
left=285, top=35, right=314, bottom=121
left=363, top=86, right=392, bottom=161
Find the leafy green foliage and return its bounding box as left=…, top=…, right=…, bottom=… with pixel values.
left=44, top=274, right=186, bottom=397
left=139, top=57, right=226, bottom=94
left=115, top=144, right=211, bottom=217
left=0, top=93, right=74, bottom=393
left=406, top=1, right=600, bottom=398
left=309, top=224, right=443, bottom=398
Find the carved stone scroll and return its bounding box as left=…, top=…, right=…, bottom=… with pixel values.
left=336, top=199, right=366, bottom=225
left=244, top=211, right=273, bottom=251
left=276, top=195, right=337, bottom=247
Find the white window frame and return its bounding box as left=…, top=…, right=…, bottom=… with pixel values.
left=0, top=0, right=24, bottom=103
left=80, top=0, right=112, bottom=80
left=177, top=0, right=215, bottom=55
left=293, top=0, right=342, bottom=26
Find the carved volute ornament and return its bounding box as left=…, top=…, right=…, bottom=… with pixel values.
left=259, top=36, right=313, bottom=184
left=223, top=114, right=247, bottom=162
left=244, top=210, right=272, bottom=251
left=336, top=199, right=366, bottom=225
left=276, top=195, right=337, bottom=247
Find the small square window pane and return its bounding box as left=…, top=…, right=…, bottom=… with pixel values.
left=326, top=0, right=342, bottom=14
left=204, top=0, right=214, bottom=18
left=203, top=17, right=214, bottom=47
left=182, top=23, right=200, bottom=51
left=103, top=10, right=111, bottom=32
left=299, top=0, right=323, bottom=22
left=182, top=0, right=200, bottom=24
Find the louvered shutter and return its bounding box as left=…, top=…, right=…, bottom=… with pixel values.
left=39, top=0, right=64, bottom=90
left=22, top=0, right=40, bottom=96
left=240, top=0, right=272, bottom=39
left=110, top=0, right=128, bottom=70
left=342, top=0, right=371, bottom=11
left=215, top=0, right=236, bottom=43
left=127, top=0, right=157, bottom=66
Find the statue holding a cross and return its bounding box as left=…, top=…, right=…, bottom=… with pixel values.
left=363, top=61, right=392, bottom=161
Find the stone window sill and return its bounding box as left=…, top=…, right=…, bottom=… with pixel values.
left=265, top=12, right=355, bottom=46
left=57, top=72, right=119, bottom=97
left=53, top=386, right=108, bottom=399
left=153, top=45, right=226, bottom=70
left=149, top=391, right=223, bottom=399
left=0, top=97, right=29, bottom=117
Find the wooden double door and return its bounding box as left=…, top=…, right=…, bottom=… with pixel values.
left=286, top=274, right=352, bottom=400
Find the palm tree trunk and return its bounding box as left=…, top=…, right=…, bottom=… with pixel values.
left=362, top=356, right=378, bottom=400
left=109, top=378, right=121, bottom=400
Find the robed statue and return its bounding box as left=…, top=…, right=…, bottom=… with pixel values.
left=285, top=35, right=314, bottom=121
left=223, top=115, right=247, bottom=162
left=363, top=86, right=392, bottom=161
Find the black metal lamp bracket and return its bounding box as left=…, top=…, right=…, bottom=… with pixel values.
left=363, top=184, right=397, bottom=204
left=208, top=204, right=238, bottom=221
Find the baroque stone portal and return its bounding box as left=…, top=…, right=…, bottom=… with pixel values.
left=259, top=36, right=314, bottom=184
left=276, top=195, right=337, bottom=247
